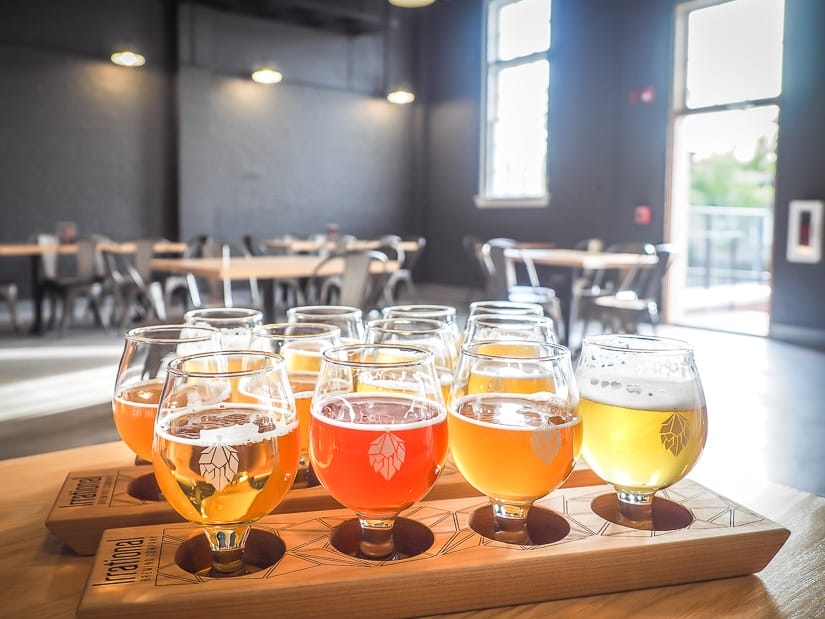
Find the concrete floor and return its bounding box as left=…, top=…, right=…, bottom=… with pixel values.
left=0, top=283, right=823, bottom=498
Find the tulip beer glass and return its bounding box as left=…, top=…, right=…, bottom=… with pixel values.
left=184, top=307, right=263, bottom=352
left=153, top=351, right=299, bottom=576
left=252, top=322, right=341, bottom=486
left=287, top=305, right=365, bottom=343
left=366, top=317, right=457, bottom=404
left=451, top=340, right=581, bottom=544
left=575, top=334, right=708, bottom=527
left=113, top=324, right=220, bottom=463
left=310, top=344, right=448, bottom=560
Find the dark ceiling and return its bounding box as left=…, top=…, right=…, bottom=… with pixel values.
left=181, top=0, right=390, bottom=35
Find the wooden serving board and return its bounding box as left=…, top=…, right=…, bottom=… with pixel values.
left=47, top=461, right=600, bottom=555
left=76, top=479, right=789, bottom=619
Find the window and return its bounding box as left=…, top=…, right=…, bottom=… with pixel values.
left=476, top=0, right=551, bottom=208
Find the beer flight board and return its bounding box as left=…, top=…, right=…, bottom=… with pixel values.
left=71, top=475, right=788, bottom=618
left=59, top=468, right=789, bottom=619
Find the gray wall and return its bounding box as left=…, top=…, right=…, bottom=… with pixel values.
left=418, top=0, right=825, bottom=347
left=0, top=0, right=418, bottom=294
left=0, top=0, right=175, bottom=290
left=176, top=6, right=416, bottom=245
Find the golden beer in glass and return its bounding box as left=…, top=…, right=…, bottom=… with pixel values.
left=575, top=334, right=708, bottom=527
left=154, top=350, right=299, bottom=577
left=451, top=340, right=580, bottom=544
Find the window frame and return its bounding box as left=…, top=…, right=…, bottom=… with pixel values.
left=475, top=0, right=552, bottom=209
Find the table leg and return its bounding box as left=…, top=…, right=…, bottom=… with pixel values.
left=262, top=279, right=276, bottom=323
left=28, top=255, right=45, bottom=335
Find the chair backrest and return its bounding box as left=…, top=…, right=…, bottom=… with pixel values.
left=401, top=236, right=426, bottom=272
left=129, top=239, right=156, bottom=287
left=74, top=238, right=99, bottom=281
left=202, top=240, right=261, bottom=308
left=375, top=235, right=406, bottom=266
left=312, top=249, right=388, bottom=310
left=34, top=234, right=59, bottom=279
left=594, top=242, right=657, bottom=291
left=481, top=237, right=545, bottom=298
left=481, top=238, right=520, bottom=299
left=638, top=243, right=678, bottom=300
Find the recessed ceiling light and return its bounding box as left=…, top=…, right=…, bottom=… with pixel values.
left=110, top=50, right=146, bottom=67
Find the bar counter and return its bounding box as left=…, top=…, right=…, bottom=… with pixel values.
left=2, top=440, right=823, bottom=617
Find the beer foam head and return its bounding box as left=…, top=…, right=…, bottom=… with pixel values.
left=578, top=373, right=702, bottom=411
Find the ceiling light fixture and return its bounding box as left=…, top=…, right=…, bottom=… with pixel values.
left=388, top=0, right=436, bottom=7
left=110, top=50, right=146, bottom=67
left=251, top=67, right=283, bottom=85
left=387, top=88, right=415, bottom=104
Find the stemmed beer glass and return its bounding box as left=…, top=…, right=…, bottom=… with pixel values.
left=450, top=340, right=581, bottom=545
left=310, top=344, right=448, bottom=560
left=113, top=324, right=220, bottom=465
left=366, top=317, right=457, bottom=404
left=575, top=334, right=708, bottom=529
left=184, top=307, right=263, bottom=351
left=252, top=322, right=341, bottom=486
left=153, top=350, right=300, bottom=577
left=287, top=305, right=365, bottom=343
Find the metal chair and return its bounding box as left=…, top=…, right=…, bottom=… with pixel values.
left=384, top=236, right=426, bottom=304
left=590, top=243, right=677, bottom=334
left=201, top=240, right=262, bottom=308
left=306, top=249, right=389, bottom=313
left=0, top=283, right=19, bottom=332
left=243, top=234, right=305, bottom=309
left=164, top=235, right=209, bottom=312
left=481, top=237, right=565, bottom=343
left=37, top=236, right=106, bottom=333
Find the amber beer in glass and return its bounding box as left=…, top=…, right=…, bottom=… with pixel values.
left=154, top=351, right=299, bottom=577
left=451, top=340, right=580, bottom=544
left=113, top=324, right=219, bottom=462
left=311, top=344, right=448, bottom=560
left=575, top=334, right=708, bottom=526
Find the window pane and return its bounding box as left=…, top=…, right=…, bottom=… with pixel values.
left=487, top=60, right=549, bottom=198
left=495, top=0, right=550, bottom=62
left=686, top=0, right=784, bottom=108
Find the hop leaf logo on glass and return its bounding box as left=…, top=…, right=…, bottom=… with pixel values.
left=199, top=444, right=240, bottom=492
left=660, top=414, right=690, bottom=456
left=530, top=426, right=561, bottom=465
left=368, top=432, right=406, bottom=480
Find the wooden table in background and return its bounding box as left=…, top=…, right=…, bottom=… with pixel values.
left=0, top=241, right=187, bottom=334
left=506, top=248, right=659, bottom=344
left=263, top=238, right=420, bottom=254
left=151, top=254, right=398, bottom=321
left=2, top=440, right=823, bottom=617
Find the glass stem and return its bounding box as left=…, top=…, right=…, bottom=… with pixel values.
left=357, top=516, right=397, bottom=560
left=491, top=500, right=532, bottom=544
left=203, top=525, right=251, bottom=577
left=616, top=488, right=655, bottom=524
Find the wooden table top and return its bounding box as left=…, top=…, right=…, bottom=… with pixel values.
left=151, top=254, right=398, bottom=280
left=264, top=238, right=420, bottom=254
left=2, top=439, right=822, bottom=618
left=0, top=241, right=187, bottom=257
left=507, top=248, right=659, bottom=270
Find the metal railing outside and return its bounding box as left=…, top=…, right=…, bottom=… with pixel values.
left=687, top=205, right=772, bottom=288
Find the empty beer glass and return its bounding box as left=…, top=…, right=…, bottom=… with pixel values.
left=575, top=334, right=708, bottom=528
